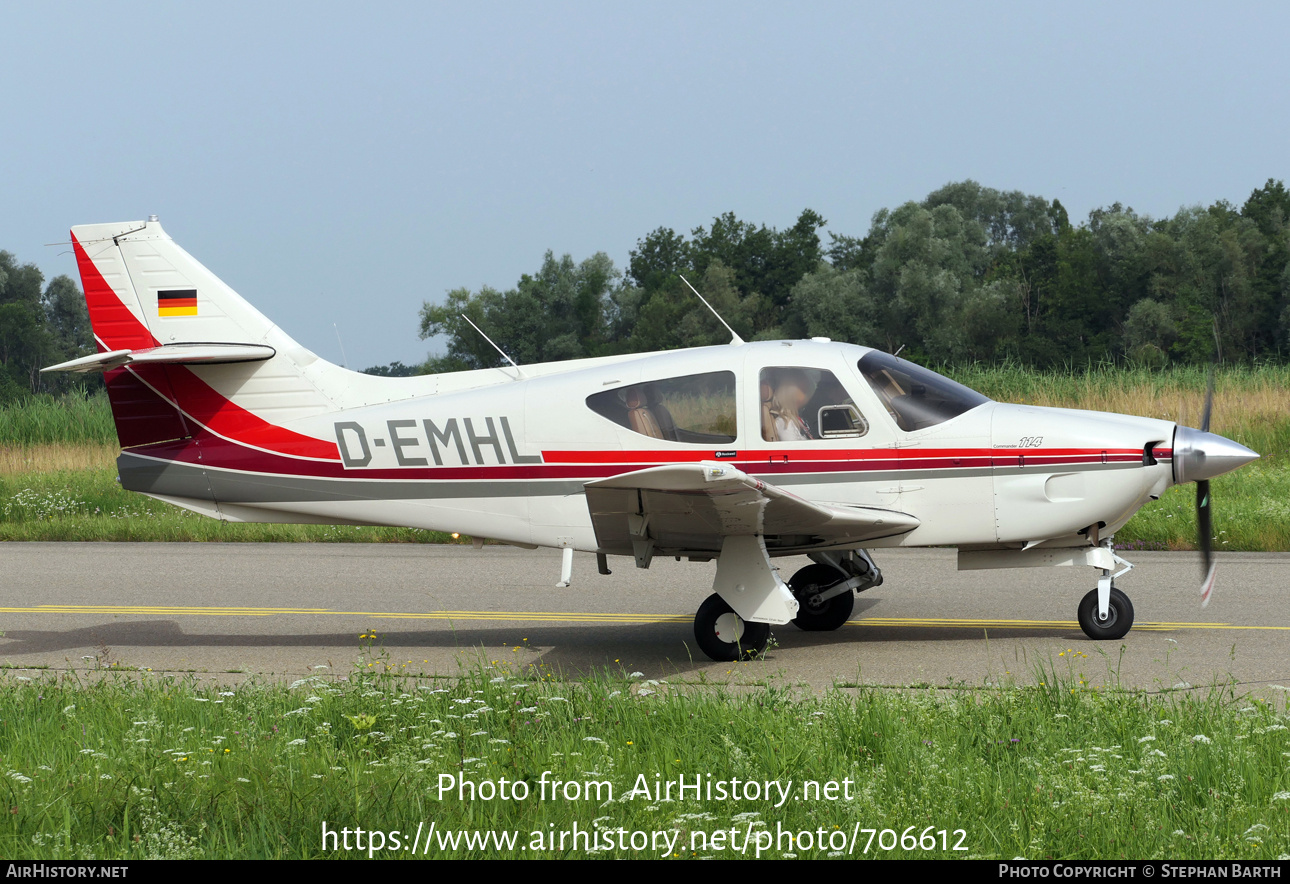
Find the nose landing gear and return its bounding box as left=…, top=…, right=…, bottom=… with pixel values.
left=1077, top=545, right=1136, bottom=641
left=1077, top=586, right=1134, bottom=640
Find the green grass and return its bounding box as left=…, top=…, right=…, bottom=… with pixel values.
left=1, top=654, right=1288, bottom=859
left=0, top=467, right=456, bottom=543
left=1113, top=464, right=1290, bottom=552
left=0, top=393, right=114, bottom=446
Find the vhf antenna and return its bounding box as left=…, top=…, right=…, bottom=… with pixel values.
left=460, top=314, right=526, bottom=378
left=333, top=322, right=349, bottom=368
left=679, top=275, right=745, bottom=345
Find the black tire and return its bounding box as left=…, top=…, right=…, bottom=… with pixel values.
left=1077, top=587, right=1135, bottom=640
left=693, top=593, right=770, bottom=661
left=788, top=564, right=855, bottom=632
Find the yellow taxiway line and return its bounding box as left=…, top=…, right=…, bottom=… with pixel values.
left=0, top=606, right=1288, bottom=632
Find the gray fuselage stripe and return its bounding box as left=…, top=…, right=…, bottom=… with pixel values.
left=118, top=452, right=1147, bottom=505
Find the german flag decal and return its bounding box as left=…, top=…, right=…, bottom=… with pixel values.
left=158, top=289, right=198, bottom=317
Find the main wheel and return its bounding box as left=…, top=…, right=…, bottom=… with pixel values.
left=788, top=564, right=855, bottom=632
left=693, top=593, right=770, bottom=661
left=1077, top=587, right=1135, bottom=640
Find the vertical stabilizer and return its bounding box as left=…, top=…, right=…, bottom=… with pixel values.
left=70, top=219, right=340, bottom=458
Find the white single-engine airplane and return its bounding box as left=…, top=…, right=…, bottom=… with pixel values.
left=47, top=219, right=1260, bottom=661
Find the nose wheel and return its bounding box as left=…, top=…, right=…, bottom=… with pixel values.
left=1077, top=586, right=1134, bottom=640
left=693, top=593, right=770, bottom=661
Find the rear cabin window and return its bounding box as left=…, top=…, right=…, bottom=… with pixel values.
left=587, top=371, right=737, bottom=443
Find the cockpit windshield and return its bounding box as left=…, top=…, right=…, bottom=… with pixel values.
left=857, top=352, right=990, bottom=431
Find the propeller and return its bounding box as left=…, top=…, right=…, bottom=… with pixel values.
left=1197, top=370, right=1215, bottom=607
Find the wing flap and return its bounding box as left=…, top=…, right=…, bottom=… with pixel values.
left=585, top=462, right=918, bottom=556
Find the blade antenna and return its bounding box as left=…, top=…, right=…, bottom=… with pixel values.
left=679, top=275, right=745, bottom=345
left=460, top=314, right=526, bottom=378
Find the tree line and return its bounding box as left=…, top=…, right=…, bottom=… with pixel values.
left=0, top=252, right=93, bottom=404
left=409, top=179, right=1290, bottom=374
left=4, top=177, right=1287, bottom=405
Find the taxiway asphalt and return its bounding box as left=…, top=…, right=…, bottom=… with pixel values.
left=2, top=543, right=1288, bottom=693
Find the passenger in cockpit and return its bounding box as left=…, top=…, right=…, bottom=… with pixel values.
left=765, top=370, right=816, bottom=441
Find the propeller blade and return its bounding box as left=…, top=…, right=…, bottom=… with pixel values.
left=1200, top=369, right=1214, bottom=434
left=1199, top=329, right=1219, bottom=605
left=1197, top=478, right=1215, bottom=606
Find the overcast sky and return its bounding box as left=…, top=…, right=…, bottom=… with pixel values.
left=3, top=2, right=1287, bottom=369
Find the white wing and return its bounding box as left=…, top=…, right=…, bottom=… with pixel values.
left=584, top=462, right=918, bottom=557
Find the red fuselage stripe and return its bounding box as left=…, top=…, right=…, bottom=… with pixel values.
left=129, top=434, right=1167, bottom=483
left=540, top=447, right=1154, bottom=464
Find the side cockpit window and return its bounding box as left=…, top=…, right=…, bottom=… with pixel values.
left=760, top=367, right=869, bottom=442
left=857, top=351, right=990, bottom=431
left=587, top=371, right=737, bottom=444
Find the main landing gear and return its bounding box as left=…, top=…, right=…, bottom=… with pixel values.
left=693, top=593, right=771, bottom=662
left=788, top=550, right=882, bottom=632
left=788, top=565, right=855, bottom=631
left=692, top=548, right=883, bottom=661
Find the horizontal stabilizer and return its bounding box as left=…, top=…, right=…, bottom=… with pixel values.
left=42, top=343, right=276, bottom=374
